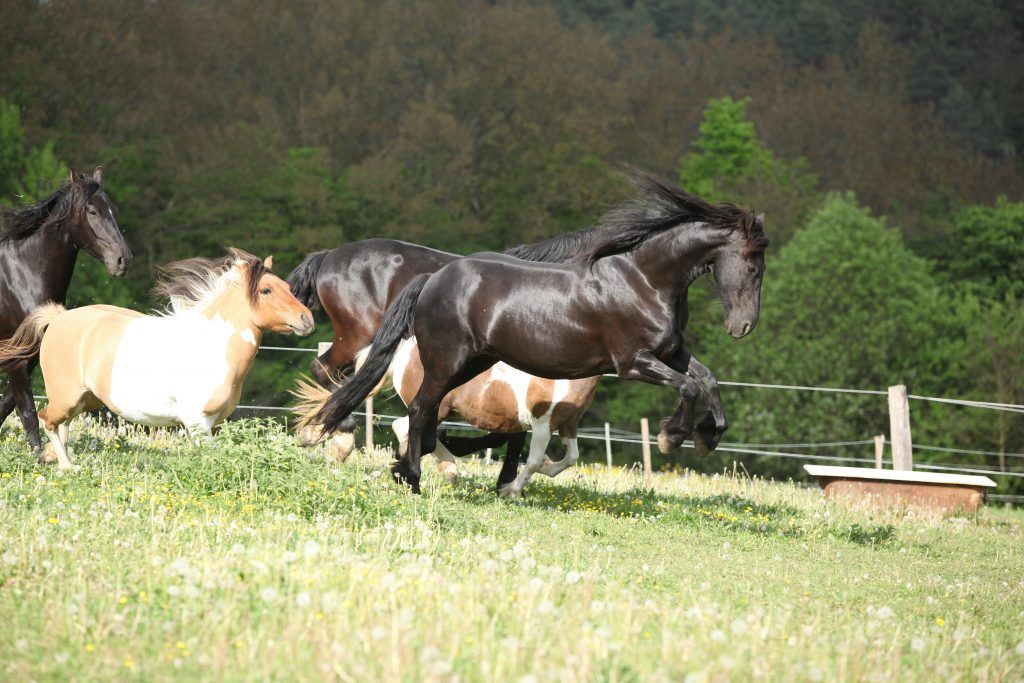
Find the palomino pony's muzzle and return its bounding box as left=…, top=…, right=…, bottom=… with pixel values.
left=291, top=313, right=315, bottom=336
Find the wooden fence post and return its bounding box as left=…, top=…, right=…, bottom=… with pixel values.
left=365, top=396, right=374, bottom=451
left=640, top=418, right=652, bottom=484
left=604, top=422, right=613, bottom=471
left=485, top=448, right=492, bottom=465
left=874, top=434, right=885, bottom=469
left=887, top=385, right=913, bottom=471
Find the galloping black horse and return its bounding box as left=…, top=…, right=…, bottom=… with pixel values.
left=316, top=171, right=768, bottom=494
left=287, top=225, right=667, bottom=457
left=0, top=167, right=132, bottom=452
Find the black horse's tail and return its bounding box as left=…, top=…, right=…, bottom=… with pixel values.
left=316, top=274, right=429, bottom=433
left=287, top=250, right=328, bottom=309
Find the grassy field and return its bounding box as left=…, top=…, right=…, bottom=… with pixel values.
left=0, top=417, right=1022, bottom=682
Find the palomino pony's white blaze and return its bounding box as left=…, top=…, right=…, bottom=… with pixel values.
left=373, top=336, right=599, bottom=495
left=1, top=251, right=314, bottom=470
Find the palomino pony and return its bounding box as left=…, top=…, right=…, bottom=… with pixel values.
left=294, top=336, right=601, bottom=484
left=0, top=249, right=313, bottom=469
left=0, top=167, right=132, bottom=452
left=316, top=171, right=768, bottom=495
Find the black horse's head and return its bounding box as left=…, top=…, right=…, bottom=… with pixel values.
left=67, top=167, right=132, bottom=276
left=711, top=212, right=768, bottom=339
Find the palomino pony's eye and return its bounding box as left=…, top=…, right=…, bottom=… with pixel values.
left=260, top=287, right=272, bottom=295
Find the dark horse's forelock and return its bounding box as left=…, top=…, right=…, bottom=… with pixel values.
left=152, top=248, right=267, bottom=310
left=0, top=178, right=101, bottom=242
left=587, top=169, right=766, bottom=263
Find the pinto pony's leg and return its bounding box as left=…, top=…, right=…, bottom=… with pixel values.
left=538, top=430, right=581, bottom=478
left=499, top=423, right=552, bottom=498
left=620, top=350, right=701, bottom=454
left=432, top=440, right=459, bottom=484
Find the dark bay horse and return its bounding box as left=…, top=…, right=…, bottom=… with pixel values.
left=316, top=171, right=768, bottom=494
left=0, top=167, right=132, bottom=452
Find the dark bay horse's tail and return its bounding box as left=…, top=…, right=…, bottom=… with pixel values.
left=0, top=303, right=65, bottom=373
left=287, top=250, right=329, bottom=309
left=316, top=274, right=429, bottom=434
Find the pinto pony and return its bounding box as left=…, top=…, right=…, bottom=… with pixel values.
left=0, top=249, right=313, bottom=469
left=316, top=171, right=768, bottom=495
left=294, top=336, right=601, bottom=485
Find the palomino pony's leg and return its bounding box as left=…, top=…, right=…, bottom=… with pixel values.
left=9, top=363, right=43, bottom=452
left=620, top=350, right=701, bottom=454
left=498, top=422, right=552, bottom=497
left=42, top=424, right=75, bottom=471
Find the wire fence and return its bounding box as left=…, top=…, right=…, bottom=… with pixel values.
left=251, top=343, right=1024, bottom=474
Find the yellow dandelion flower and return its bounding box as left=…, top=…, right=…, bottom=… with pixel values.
left=936, top=617, right=945, bottom=627
left=118, top=596, right=128, bottom=605
left=48, top=517, right=58, bottom=525
left=85, top=644, right=95, bottom=652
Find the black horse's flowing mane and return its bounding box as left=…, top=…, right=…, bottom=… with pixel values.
left=585, top=169, right=767, bottom=263
left=503, top=169, right=766, bottom=265
left=0, top=178, right=100, bottom=242
left=152, top=248, right=268, bottom=312
left=502, top=225, right=610, bottom=263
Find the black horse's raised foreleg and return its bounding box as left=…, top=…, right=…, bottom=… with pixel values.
left=619, top=350, right=701, bottom=454
left=665, top=349, right=727, bottom=455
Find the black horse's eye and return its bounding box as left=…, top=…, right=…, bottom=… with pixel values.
left=87, top=207, right=98, bottom=216
left=260, top=287, right=272, bottom=295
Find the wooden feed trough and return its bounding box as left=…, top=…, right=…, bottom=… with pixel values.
left=804, top=465, right=996, bottom=514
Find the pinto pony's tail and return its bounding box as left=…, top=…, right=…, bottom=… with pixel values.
left=287, top=250, right=328, bottom=309
left=0, top=303, right=66, bottom=373
left=315, top=274, right=429, bottom=435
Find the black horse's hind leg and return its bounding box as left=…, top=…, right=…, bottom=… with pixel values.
left=620, top=350, right=701, bottom=454
left=398, top=356, right=498, bottom=494
left=8, top=363, right=43, bottom=452
left=495, top=432, right=527, bottom=490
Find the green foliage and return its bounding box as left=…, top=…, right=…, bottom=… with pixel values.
left=943, top=198, right=1024, bottom=300
left=0, top=99, right=24, bottom=199
left=14, top=141, right=64, bottom=202
left=679, top=97, right=819, bottom=242
left=702, top=194, right=959, bottom=477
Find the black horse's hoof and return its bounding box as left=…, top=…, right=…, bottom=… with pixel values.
left=390, top=461, right=421, bottom=494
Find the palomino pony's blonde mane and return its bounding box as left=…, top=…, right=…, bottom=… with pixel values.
left=151, top=248, right=267, bottom=314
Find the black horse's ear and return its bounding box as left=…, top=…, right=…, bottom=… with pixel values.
left=92, top=166, right=103, bottom=185
left=68, top=167, right=79, bottom=185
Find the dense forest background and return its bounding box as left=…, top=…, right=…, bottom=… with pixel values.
left=1, top=0, right=1022, bottom=490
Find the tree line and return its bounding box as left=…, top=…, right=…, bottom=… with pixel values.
left=1, top=1, right=1021, bottom=489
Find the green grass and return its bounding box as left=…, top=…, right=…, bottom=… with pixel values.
left=0, top=418, right=1022, bottom=682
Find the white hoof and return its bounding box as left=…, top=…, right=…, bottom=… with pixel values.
left=436, top=461, right=458, bottom=485
left=55, top=463, right=80, bottom=475
left=497, top=483, right=523, bottom=498
left=39, top=444, right=58, bottom=465
left=328, top=432, right=356, bottom=463
left=657, top=430, right=674, bottom=454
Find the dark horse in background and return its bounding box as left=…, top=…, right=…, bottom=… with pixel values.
left=0, top=167, right=132, bottom=452
left=315, top=171, right=769, bottom=494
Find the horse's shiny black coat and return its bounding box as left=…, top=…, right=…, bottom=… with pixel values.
left=317, top=171, right=767, bottom=493
left=0, top=168, right=132, bottom=450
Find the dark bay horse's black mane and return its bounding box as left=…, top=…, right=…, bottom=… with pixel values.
left=0, top=178, right=101, bottom=242
left=502, top=170, right=768, bottom=265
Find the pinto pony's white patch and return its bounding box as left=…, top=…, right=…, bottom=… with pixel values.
left=108, top=311, right=237, bottom=428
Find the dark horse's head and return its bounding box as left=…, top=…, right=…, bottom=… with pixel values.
left=587, top=170, right=769, bottom=339
left=710, top=211, right=768, bottom=339
left=2, top=166, right=132, bottom=276
left=66, top=167, right=132, bottom=276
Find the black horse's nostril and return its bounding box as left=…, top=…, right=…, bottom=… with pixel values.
left=740, top=321, right=752, bottom=336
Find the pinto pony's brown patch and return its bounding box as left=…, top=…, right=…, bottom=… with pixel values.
left=152, top=248, right=268, bottom=312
